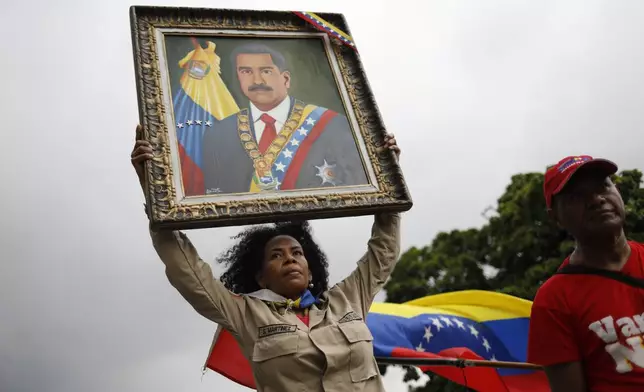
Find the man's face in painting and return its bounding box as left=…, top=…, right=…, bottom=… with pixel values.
left=235, top=53, right=291, bottom=111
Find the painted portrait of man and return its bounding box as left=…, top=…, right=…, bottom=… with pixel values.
left=167, top=37, right=370, bottom=197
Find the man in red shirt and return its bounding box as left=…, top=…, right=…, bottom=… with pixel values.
left=527, top=155, right=644, bottom=392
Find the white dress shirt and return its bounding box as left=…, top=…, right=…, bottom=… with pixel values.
left=250, top=95, right=291, bottom=142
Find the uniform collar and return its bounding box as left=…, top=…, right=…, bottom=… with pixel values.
left=246, top=288, right=323, bottom=310
left=246, top=289, right=287, bottom=302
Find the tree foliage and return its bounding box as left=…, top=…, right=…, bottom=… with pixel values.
left=382, top=169, right=644, bottom=391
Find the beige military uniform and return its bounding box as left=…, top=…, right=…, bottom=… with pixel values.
left=149, top=213, right=401, bottom=392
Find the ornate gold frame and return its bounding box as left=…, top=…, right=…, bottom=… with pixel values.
left=130, top=6, right=412, bottom=230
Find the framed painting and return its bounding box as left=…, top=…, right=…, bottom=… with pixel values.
left=130, top=6, right=412, bottom=230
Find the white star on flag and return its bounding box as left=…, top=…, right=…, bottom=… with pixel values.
left=283, top=148, right=293, bottom=159
left=297, top=127, right=308, bottom=136
left=275, top=162, right=286, bottom=172
left=453, top=319, right=465, bottom=329
left=290, top=139, right=300, bottom=147
left=468, top=325, right=479, bottom=339
left=424, top=326, right=433, bottom=342
left=415, top=342, right=425, bottom=352
left=439, top=317, right=453, bottom=327
left=205, top=121, right=212, bottom=126
left=196, top=120, right=202, bottom=125
left=482, top=337, right=491, bottom=352
left=187, top=120, right=193, bottom=125
left=490, top=355, right=497, bottom=361
left=431, top=318, right=443, bottom=331
left=176, top=123, right=184, bottom=128
left=305, top=118, right=316, bottom=126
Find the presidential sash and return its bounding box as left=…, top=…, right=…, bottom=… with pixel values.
left=236, top=100, right=329, bottom=193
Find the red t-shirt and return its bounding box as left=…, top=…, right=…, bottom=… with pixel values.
left=527, top=241, right=644, bottom=391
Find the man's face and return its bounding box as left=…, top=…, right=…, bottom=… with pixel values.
left=235, top=53, right=290, bottom=110
left=552, top=167, right=625, bottom=239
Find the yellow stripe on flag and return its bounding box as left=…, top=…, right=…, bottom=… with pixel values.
left=369, top=290, right=533, bottom=322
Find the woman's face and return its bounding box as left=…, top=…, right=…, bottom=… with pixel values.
left=257, top=235, right=310, bottom=299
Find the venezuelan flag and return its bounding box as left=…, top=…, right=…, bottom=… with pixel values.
left=205, top=290, right=549, bottom=391
left=368, top=290, right=550, bottom=392
left=171, top=38, right=240, bottom=196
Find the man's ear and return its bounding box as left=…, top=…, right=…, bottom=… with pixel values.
left=282, top=71, right=291, bottom=89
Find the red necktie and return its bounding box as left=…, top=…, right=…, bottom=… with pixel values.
left=258, top=113, right=277, bottom=154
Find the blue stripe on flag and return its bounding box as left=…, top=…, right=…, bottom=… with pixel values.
left=172, top=89, right=217, bottom=169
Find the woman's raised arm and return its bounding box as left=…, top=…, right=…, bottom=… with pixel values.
left=334, top=212, right=402, bottom=317
left=132, top=124, right=244, bottom=335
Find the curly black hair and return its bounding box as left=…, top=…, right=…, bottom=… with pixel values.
left=217, top=221, right=330, bottom=297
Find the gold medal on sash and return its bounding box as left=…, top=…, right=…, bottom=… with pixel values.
left=254, top=158, right=270, bottom=177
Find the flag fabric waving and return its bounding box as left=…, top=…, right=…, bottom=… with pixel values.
left=205, top=326, right=256, bottom=388
left=368, top=290, right=549, bottom=391
left=172, top=38, right=240, bottom=196
left=204, top=290, right=549, bottom=391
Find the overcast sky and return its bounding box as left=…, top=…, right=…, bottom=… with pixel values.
left=2, top=0, right=644, bottom=391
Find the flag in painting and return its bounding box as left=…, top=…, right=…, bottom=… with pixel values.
left=204, top=290, right=549, bottom=392
left=172, top=38, right=240, bottom=196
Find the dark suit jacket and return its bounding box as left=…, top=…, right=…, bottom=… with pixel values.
left=201, top=97, right=368, bottom=195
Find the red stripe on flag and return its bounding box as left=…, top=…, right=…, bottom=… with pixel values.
left=281, top=110, right=338, bottom=190
left=206, top=329, right=256, bottom=389
left=390, top=347, right=550, bottom=392
left=178, top=143, right=205, bottom=196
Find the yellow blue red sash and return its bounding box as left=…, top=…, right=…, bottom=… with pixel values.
left=267, top=106, right=328, bottom=189
left=242, top=103, right=328, bottom=193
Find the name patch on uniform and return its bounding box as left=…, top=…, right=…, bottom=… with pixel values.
left=258, top=324, right=297, bottom=338
left=338, top=311, right=362, bottom=324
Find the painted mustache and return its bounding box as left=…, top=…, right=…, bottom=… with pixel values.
left=248, top=84, right=273, bottom=92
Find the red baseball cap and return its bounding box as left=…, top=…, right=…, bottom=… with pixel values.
left=544, top=155, right=618, bottom=209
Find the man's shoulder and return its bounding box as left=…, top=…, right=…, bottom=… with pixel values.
left=628, top=240, right=644, bottom=253
left=216, top=112, right=242, bottom=126
left=297, top=102, right=349, bottom=133
left=296, top=100, right=341, bottom=118
left=533, top=275, right=568, bottom=307
left=533, top=260, right=578, bottom=307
